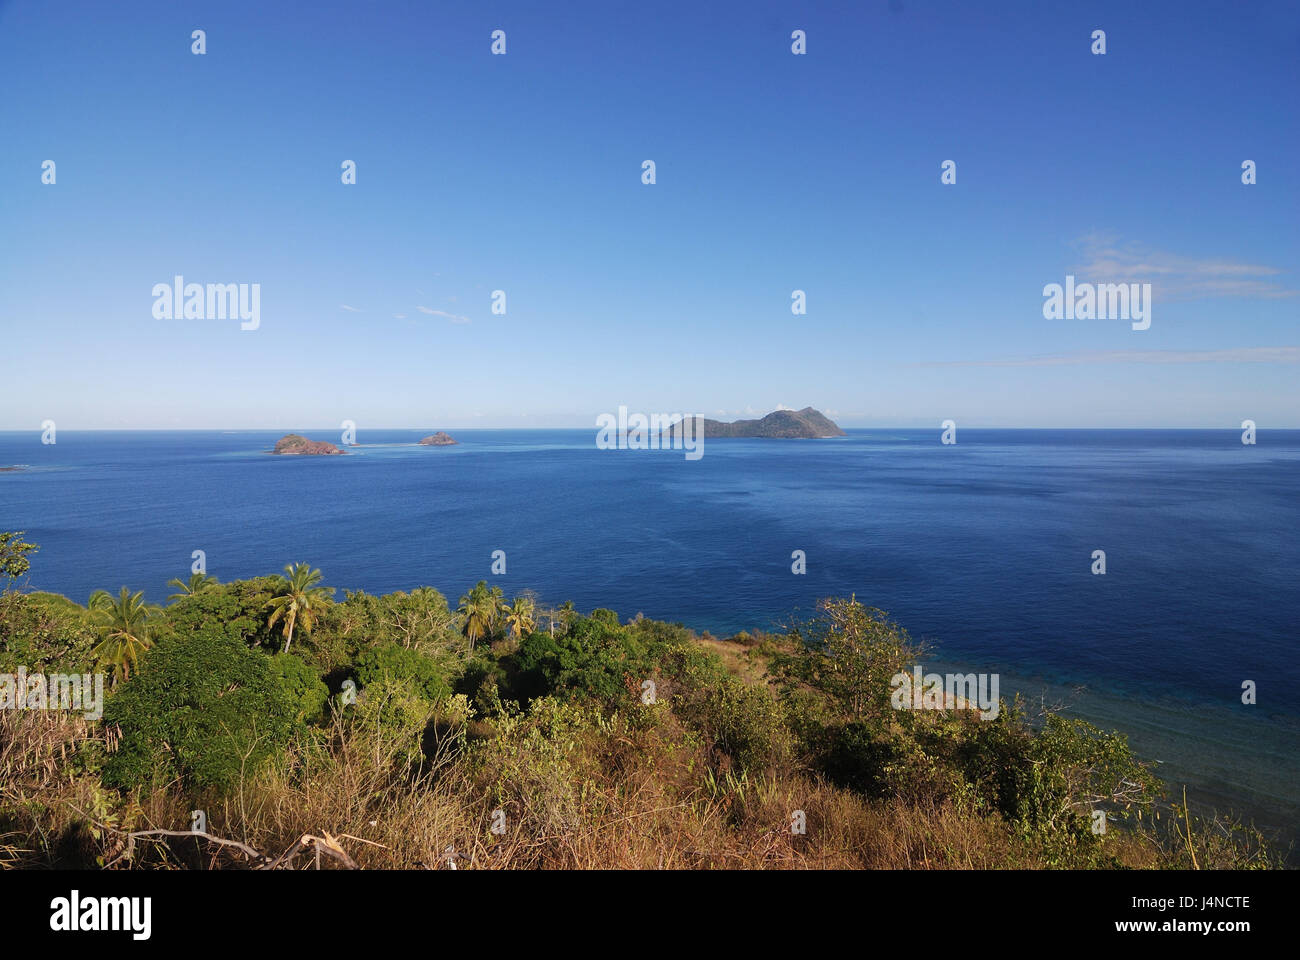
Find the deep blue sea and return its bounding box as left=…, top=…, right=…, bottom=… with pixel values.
left=2, top=428, right=1297, bottom=827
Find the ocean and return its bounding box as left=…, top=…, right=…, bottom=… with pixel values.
left=2, top=428, right=1297, bottom=833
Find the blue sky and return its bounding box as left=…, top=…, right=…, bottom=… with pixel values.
left=1, top=0, right=1296, bottom=429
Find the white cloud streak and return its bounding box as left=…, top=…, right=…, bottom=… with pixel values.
left=1072, top=233, right=1297, bottom=301
left=417, top=305, right=471, bottom=324
left=917, top=346, right=1299, bottom=367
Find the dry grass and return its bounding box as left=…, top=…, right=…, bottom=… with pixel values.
left=0, top=709, right=1006, bottom=871
left=694, top=634, right=770, bottom=685
left=0, top=698, right=1208, bottom=871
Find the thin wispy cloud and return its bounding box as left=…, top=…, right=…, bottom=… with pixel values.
left=339, top=304, right=361, bottom=312
left=1073, top=234, right=1296, bottom=301
left=417, top=305, right=472, bottom=324
left=917, top=346, right=1300, bottom=368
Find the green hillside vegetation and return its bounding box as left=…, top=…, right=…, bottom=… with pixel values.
left=0, top=532, right=1282, bottom=870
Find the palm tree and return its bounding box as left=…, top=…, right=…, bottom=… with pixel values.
left=265, top=563, right=332, bottom=654
left=457, top=581, right=497, bottom=651
left=488, top=585, right=505, bottom=634
left=167, top=571, right=219, bottom=602
left=88, top=587, right=158, bottom=685
left=503, top=595, right=537, bottom=640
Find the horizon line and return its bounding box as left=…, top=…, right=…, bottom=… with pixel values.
left=2, top=425, right=1296, bottom=433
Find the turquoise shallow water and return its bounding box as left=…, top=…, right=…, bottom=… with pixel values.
left=2, top=427, right=1297, bottom=832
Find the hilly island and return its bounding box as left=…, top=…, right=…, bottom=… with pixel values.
left=419, top=432, right=457, bottom=446
left=269, top=431, right=458, bottom=454
left=271, top=434, right=344, bottom=455
left=667, top=407, right=845, bottom=439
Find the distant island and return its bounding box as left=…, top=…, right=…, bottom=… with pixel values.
left=271, top=434, right=344, bottom=456
left=419, top=432, right=457, bottom=446
left=666, top=407, right=845, bottom=440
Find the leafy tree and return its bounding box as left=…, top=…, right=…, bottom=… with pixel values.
left=329, top=589, right=388, bottom=651
left=102, top=629, right=320, bottom=792
left=380, top=586, right=455, bottom=650
left=589, top=607, right=620, bottom=628
left=88, top=587, right=159, bottom=685
left=269, top=652, right=332, bottom=722
left=0, top=537, right=96, bottom=672
left=161, top=576, right=279, bottom=649
left=265, top=563, right=333, bottom=653
left=0, top=531, right=38, bottom=590
left=316, top=587, right=456, bottom=670
left=510, top=611, right=663, bottom=705
left=354, top=642, right=451, bottom=702
left=167, top=571, right=219, bottom=601
left=1011, top=712, right=1161, bottom=845
left=0, top=591, right=97, bottom=673
left=784, top=597, right=923, bottom=721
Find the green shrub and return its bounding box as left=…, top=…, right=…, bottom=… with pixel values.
left=102, top=630, right=313, bottom=792
left=1010, top=713, right=1160, bottom=844
left=676, top=677, right=793, bottom=775
left=270, top=653, right=331, bottom=723
left=588, top=608, right=620, bottom=628
left=328, top=587, right=456, bottom=655
left=472, top=696, right=591, bottom=836
left=354, top=642, right=451, bottom=702
left=0, top=591, right=97, bottom=673
left=655, top=638, right=729, bottom=696
left=160, top=577, right=280, bottom=649
left=510, top=614, right=659, bottom=705
left=347, top=676, right=441, bottom=769
left=782, top=597, right=924, bottom=722
left=813, top=692, right=1161, bottom=866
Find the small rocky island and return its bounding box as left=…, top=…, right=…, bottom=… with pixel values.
left=666, top=407, right=845, bottom=440
left=271, top=433, right=344, bottom=455
left=418, top=432, right=457, bottom=446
